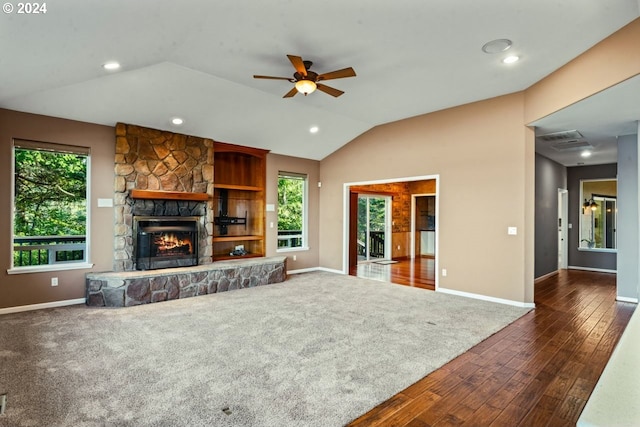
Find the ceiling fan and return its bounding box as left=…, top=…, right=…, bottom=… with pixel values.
left=253, top=54, right=356, bottom=98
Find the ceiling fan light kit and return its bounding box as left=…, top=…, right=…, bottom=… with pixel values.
left=254, top=54, right=356, bottom=98
left=295, top=79, right=317, bottom=95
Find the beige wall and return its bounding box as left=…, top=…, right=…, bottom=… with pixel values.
left=525, top=18, right=640, bottom=124
left=319, top=93, right=531, bottom=303
left=0, top=109, right=115, bottom=309
left=265, top=153, right=320, bottom=271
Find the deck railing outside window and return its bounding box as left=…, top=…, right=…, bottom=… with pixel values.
left=277, top=230, right=302, bottom=248
left=13, top=236, right=86, bottom=267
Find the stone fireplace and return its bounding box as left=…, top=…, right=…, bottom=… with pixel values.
left=113, top=123, right=214, bottom=272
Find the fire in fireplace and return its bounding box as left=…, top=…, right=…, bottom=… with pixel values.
left=133, top=216, right=199, bottom=270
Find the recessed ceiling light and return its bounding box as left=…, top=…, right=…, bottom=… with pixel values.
left=171, top=117, right=184, bottom=126
left=103, top=61, right=121, bottom=71
left=482, top=39, right=512, bottom=54
left=309, top=126, right=319, bottom=134
left=581, top=150, right=592, bottom=158
left=502, top=55, right=519, bottom=64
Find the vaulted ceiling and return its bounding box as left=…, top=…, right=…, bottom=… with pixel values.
left=1, top=1, right=639, bottom=161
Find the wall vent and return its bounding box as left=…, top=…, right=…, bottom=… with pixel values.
left=538, top=130, right=583, bottom=142
left=550, top=140, right=593, bottom=152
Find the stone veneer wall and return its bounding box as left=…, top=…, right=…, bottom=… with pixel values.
left=86, top=257, right=287, bottom=307
left=113, top=123, right=215, bottom=271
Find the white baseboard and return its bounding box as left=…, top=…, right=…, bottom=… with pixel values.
left=616, top=296, right=639, bottom=304
left=568, top=266, right=617, bottom=274
left=287, top=267, right=345, bottom=275
left=535, top=270, right=559, bottom=283
left=0, top=298, right=86, bottom=316
left=437, top=287, right=536, bottom=309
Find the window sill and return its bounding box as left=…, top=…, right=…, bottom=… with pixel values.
left=577, top=248, right=617, bottom=253
left=277, top=247, right=310, bottom=253
left=7, top=262, right=95, bottom=275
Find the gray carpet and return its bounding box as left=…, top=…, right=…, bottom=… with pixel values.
left=0, top=271, right=530, bottom=427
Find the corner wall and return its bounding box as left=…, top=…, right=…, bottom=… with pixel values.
left=535, top=154, right=567, bottom=278
left=617, top=133, right=639, bottom=300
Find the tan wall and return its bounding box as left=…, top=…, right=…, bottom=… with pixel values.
left=320, top=93, right=530, bottom=303
left=265, top=153, right=320, bottom=271
left=525, top=18, right=640, bottom=123
left=0, top=109, right=115, bottom=309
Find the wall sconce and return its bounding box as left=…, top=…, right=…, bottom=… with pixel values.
left=583, top=198, right=598, bottom=212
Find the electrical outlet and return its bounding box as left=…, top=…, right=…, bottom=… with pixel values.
left=293, top=255, right=297, bottom=261
left=0, top=393, right=7, bottom=415
left=442, top=269, right=447, bottom=277
left=51, top=277, right=58, bottom=287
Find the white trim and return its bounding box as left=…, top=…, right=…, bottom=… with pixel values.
left=568, top=266, right=617, bottom=274
left=616, top=296, right=639, bottom=304
left=287, top=266, right=345, bottom=275
left=316, top=266, right=345, bottom=275
left=437, top=287, right=536, bottom=309
left=7, top=262, right=94, bottom=275
left=287, top=267, right=321, bottom=274
left=535, top=270, right=559, bottom=283
left=0, top=298, right=85, bottom=315
left=277, top=247, right=310, bottom=253
left=342, top=174, right=440, bottom=289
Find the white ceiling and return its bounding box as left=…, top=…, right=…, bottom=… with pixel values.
left=1, top=0, right=639, bottom=161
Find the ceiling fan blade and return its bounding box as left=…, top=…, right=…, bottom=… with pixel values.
left=253, top=75, right=292, bottom=81
left=283, top=87, right=298, bottom=98
left=316, top=83, right=344, bottom=97
left=317, top=67, right=356, bottom=81
left=287, top=55, right=307, bottom=77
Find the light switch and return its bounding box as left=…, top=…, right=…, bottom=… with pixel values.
left=266, top=204, right=275, bottom=212
left=97, top=198, right=113, bottom=207
left=508, top=226, right=517, bottom=235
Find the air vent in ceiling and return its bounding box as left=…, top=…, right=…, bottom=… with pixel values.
left=550, top=139, right=593, bottom=152
left=538, top=130, right=583, bottom=142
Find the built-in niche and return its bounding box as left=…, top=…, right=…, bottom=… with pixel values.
left=580, top=179, right=617, bottom=251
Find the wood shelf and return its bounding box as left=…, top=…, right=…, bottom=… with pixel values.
left=213, top=235, right=263, bottom=242
left=214, top=183, right=263, bottom=192
left=130, top=189, right=208, bottom=201
left=212, top=141, right=268, bottom=261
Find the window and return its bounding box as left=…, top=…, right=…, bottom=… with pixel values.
left=277, top=172, right=307, bottom=250
left=12, top=140, right=90, bottom=270
left=579, top=179, right=617, bottom=251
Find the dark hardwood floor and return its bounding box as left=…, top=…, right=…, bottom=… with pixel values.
left=347, top=269, right=635, bottom=427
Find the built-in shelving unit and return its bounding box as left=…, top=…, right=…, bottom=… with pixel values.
left=212, top=141, right=268, bottom=260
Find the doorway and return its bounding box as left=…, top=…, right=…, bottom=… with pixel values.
left=357, top=195, right=391, bottom=262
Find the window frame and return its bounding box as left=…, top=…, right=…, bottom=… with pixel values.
left=276, top=171, right=309, bottom=252
left=8, top=139, right=93, bottom=274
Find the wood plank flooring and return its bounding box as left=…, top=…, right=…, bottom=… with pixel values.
left=356, top=256, right=435, bottom=289
left=347, top=269, right=635, bottom=427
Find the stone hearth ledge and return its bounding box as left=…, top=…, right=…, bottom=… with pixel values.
left=86, top=256, right=287, bottom=307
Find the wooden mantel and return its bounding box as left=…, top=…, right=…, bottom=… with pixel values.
left=130, top=189, right=209, bottom=201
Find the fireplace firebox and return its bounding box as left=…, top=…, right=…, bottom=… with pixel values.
left=134, top=216, right=199, bottom=270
